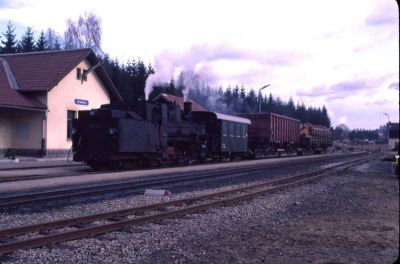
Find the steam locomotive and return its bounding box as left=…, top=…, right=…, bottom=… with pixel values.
left=72, top=100, right=332, bottom=169
left=72, top=100, right=250, bottom=169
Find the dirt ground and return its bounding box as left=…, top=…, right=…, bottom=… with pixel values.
left=1, top=156, right=397, bottom=264
left=200, top=159, right=399, bottom=263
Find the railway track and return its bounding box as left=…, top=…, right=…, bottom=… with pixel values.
left=0, top=152, right=360, bottom=183
left=0, top=153, right=367, bottom=209
left=0, top=155, right=373, bottom=256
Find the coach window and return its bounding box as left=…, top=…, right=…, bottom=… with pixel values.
left=236, top=123, right=241, bottom=137
left=222, top=121, right=227, bottom=136
left=230, top=122, right=234, bottom=137
left=67, top=110, right=77, bottom=140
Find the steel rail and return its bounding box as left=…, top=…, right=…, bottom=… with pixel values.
left=0, top=162, right=297, bottom=209
left=0, top=163, right=349, bottom=238
left=0, top=155, right=372, bottom=256
left=0, top=153, right=366, bottom=209
left=0, top=152, right=361, bottom=183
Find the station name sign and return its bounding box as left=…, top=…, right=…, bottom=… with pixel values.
left=74, top=99, right=89, bottom=106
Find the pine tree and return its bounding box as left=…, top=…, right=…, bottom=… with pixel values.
left=244, top=89, right=257, bottom=113
left=224, top=86, right=233, bottom=110
left=295, top=102, right=307, bottom=122
left=266, top=93, right=275, bottom=113
left=286, top=97, right=296, bottom=117
left=321, top=105, right=332, bottom=127
left=239, top=86, right=247, bottom=112
left=20, top=27, right=35, bottom=52
left=35, top=31, right=47, bottom=51
left=232, top=85, right=240, bottom=112
left=275, top=97, right=284, bottom=115
left=1, top=21, right=18, bottom=54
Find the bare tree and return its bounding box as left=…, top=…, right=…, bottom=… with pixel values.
left=45, top=28, right=62, bottom=50
left=63, top=12, right=103, bottom=55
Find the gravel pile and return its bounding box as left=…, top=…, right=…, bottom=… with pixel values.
left=2, top=157, right=397, bottom=263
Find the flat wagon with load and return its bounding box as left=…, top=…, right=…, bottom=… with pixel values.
left=299, top=123, right=332, bottom=153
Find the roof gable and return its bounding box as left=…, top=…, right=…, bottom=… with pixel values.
left=0, top=59, right=46, bottom=109
left=0, top=49, right=122, bottom=102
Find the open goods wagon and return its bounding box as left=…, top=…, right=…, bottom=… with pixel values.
left=236, top=113, right=300, bottom=156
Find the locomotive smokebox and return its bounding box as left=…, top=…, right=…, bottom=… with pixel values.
left=184, top=101, right=192, bottom=120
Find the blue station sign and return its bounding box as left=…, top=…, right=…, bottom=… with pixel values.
left=74, top=99, right=89, bottom=106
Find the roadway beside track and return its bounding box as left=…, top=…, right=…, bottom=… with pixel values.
left=0, top=152, right=367, bottom=195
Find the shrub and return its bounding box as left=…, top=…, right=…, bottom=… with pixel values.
left=4, top=148, right=16, bottom=160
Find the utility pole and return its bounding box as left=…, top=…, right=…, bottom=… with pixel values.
left=258, top=84, right=271, bottom=113
left=383, top=112, right=390, bottom=151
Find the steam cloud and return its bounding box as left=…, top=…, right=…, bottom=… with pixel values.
left=145, top=45, right=218, bottom=101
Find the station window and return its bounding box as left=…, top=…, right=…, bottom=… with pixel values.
left=76, top=68, right=88, bottom=82
left=67, top=110, right=77, bottom=140
left=222, top=121, right=227, bottom=136
left=15, top=123, right=30, bottom=139
left=230, top=122, right=234, bottom=137
left=82, top=69, right=88, bottom=81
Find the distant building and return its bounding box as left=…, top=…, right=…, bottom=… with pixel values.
left=387, top=122, right=399, bottom=151
left=0, top=49, right=122, bottom=157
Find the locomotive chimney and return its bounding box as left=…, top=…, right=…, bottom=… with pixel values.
left=184, top=101, right=192, bottom=120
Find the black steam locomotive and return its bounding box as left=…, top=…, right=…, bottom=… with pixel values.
left=72, top=100, right=251, bottom=169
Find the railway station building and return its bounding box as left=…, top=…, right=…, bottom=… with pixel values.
left=0, top=49, right=122, bottom=157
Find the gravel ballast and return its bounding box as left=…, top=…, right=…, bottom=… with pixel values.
left=1, top=157, right=398, bottom=263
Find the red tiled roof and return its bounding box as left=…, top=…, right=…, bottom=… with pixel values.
left=0, top=49, right=122, bottom=102
left=152, top=93, right=207, bottom=111
left=0, top=60, right=46, bottom=109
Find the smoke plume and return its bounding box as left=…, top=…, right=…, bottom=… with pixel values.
left=145, top=44, right=218, bottom=101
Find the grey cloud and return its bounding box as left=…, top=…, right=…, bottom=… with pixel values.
left=0, top=0, right=25, bottom=8
left=0, top=0, right=11, bottom=8
left=330, top=80, right=367, bottom=92
left=184, top=43, right=306, bottom=67
left=365, top=3, right=398, bottom=26
left=296, top=79, right=374, bottom=100
left=297, top=86, right=330, bottom=98
left=367, top=99, right=391, bottom=106
left=388, top=81, right=399, bottom=90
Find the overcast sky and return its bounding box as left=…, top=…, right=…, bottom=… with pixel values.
left=0, top=0, right=398, bottom=129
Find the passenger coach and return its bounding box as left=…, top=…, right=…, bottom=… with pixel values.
left=192, top=112, right=251, bottom=159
